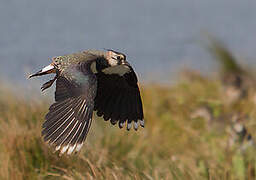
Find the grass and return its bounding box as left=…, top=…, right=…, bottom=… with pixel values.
left=1, top=41, right=256, bottom=179
left=1, top=71, right=256, bottom=180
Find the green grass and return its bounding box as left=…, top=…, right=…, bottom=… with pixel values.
left=1, top=70, right=256, bottom=179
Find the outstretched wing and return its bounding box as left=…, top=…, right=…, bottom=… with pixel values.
left=94, top=67, right=144, bottom=130
left=42, top=63, right=97, bottom=155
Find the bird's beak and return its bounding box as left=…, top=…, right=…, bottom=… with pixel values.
left=28, top=64, right=56, bottom=78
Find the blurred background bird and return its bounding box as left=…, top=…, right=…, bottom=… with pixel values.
left=29, top=49, right=144, bottom=155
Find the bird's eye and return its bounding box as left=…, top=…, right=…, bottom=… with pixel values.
left=117, top=56, right=121, bottom=60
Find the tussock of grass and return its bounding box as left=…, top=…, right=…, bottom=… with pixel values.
left=207, top=37, right=243, bottom=75
left=1, top=70, right=256, bottom=180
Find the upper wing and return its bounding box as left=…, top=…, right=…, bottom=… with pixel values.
left=42, top=63, right=97, bottom=155
left=94, top=67, right=144, bottom=130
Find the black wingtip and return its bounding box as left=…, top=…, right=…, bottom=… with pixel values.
left=119, top=121, right=125, bottom=129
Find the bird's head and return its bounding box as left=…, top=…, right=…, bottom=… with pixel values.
left=106, top=50, right=126, bottom=66
left=96, top=50, right=131, bottom=76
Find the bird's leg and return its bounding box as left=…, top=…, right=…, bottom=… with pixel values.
left=41, top=75, right=58, bottom=91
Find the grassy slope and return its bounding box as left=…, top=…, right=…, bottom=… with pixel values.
left=1, top=71, right=256, bottom=180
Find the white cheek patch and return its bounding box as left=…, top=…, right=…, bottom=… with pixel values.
left=102, top=65, right=131, bottom=76
left=108, top=58, right=118, bottom=66
left=106, top=51, right=118, bottom=66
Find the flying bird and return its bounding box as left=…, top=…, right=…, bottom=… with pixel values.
left=29, top=50, right=144, bottom=155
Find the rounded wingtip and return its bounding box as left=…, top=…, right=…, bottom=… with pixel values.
left=139, top=119, right=145, bottom=128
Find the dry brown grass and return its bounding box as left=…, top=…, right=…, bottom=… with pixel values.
left=1, top=71, right=256, bottom=180
left=3, top=38, right=256, bottom=180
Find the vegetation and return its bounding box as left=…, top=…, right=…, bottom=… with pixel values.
left=1, top=42, right=256, bottom=179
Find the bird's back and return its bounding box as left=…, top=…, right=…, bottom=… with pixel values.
left=55, top=50, right=105, bottom=71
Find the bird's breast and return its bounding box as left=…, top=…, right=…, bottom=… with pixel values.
left=102, top=65, right=131, bottom=76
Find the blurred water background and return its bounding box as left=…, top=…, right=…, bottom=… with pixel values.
left=0, top=0, right=256, bottom=86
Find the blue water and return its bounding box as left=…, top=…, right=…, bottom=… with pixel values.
left=0, top=0, right=256, bottom=85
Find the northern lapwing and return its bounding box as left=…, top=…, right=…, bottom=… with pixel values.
left=29, top=50, right=144, bottom=155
